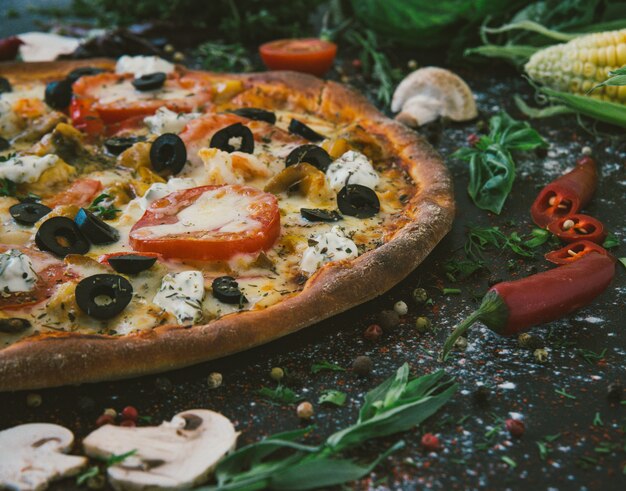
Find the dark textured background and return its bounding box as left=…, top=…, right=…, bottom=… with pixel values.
left=1, top=6, right=625, bottom=490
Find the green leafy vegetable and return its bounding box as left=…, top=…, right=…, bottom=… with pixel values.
left=319, top=390, right=347, bottom=406
left=576, top=348, right=607, bottom=366
left=195, top=41, right=254, bottom=72
left=501, top=456, right=517, bottom=468
left=523, top=228, right=552, bottom=248
left=0, top=178, right=16, bottom=198
left=464, top=225, right=536, bottom=260
left=311, top=360, right=345, bottom=374
left=88, top=193, right=120, bottom=220
left=76, top=450, right=137, bottom=485
left=618, top=258, right=626, bottom=269
left=602, top=233, right=620, bottom=249
left=444, top=258, right=484, bottom=281
left=200, top=364, right=456, bottom=490
left=453, top=112, right=547, bottom=214
left=591, top=65, right=626, bottom=92
left=258, top=385, right=299, bottom=405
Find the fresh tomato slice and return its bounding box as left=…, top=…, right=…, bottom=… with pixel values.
left=71, top=72, right=213, bottom=125
left=547, top=214, right=607, bottom=244
left=70, top=97, right=105, bottom=136
left=545, top=240, right=611, bottom=265
left=0, top=245, right=74, bottom=310
left=129, top=185, right=280, bottom=261
left=259, top=38, right=337, bottom=77
left=44, top=178, right=103, bottom=209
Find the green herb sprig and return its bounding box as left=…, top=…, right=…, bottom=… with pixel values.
left=199, top=364, right=456, bottom=490
left=76, top=450, right=137, bottom=486
left=88, top=193, right=120, bottom=220
left=454, top=112, right=547, bottom=214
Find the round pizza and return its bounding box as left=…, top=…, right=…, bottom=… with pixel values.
left=0, top=56, right=454, bottom=391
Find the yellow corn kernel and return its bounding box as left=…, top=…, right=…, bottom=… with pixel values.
left=618, top=85, right=626, bottom=101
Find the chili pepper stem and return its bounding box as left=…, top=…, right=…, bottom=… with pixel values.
left=440, top=310, right=484, bottom=361
left=440, top=290, right=508, bottom=361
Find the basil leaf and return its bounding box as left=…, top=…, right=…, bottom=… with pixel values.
left=319, top=390, right=347, bottom=406
left=311, top=360, right=345, bottom=373
left=257, top=385, right=299, bottom=404
left=490, top=111, right=547, bottom=151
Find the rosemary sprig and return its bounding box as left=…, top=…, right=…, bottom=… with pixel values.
left=88, top=193, right=120, bottom=220
left=199, top=364, right=457, bottom=490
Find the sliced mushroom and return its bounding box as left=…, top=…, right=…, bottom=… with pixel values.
left=83, top=409, right=238, bottom=491
left=264, top=162, right=333, bottom=204
left=391, top=67, right=477, bottom=127
left=0, top=423, right=87, bottom=491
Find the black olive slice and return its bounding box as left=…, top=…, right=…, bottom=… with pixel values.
left=75, top=274, right=133, bottom=320
left=35, top=216, right=90, bottom=258
left=212, top=276, right=248, bottom=304
left=0, top=317, right=31, bottom=334
left=337, top=184, right=380, bottom=218
left=231, top=107, right=276, bottom=125
left=108, top=254, right=157, bottom=275
left=286, top=144, right=332, bottom=171
left=150, top=133, right=187, bottom=175
left=45, top=79, right=73, bottom=110
left=9, top=202, right=51, bottom=226
left=210, top=123, right=254, bottom=154
left=132, top=72, right=166, bottom=92
left=67, top=66, right=106, bottom=84
left=288, top=118, right=325, bottom=142
left=0, top=137, right=10, bottom=151
left=75, top=208, right=120, bottom=245
left=0, top=77, right=12, bottom=94
left=300, top=208, right=342, bottom=222
left=104, top=136, right=145, bottom=155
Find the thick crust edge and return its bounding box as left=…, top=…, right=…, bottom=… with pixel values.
left=0, top=62, right=454, bottom=391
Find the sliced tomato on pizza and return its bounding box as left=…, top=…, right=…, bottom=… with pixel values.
left=129, top=184, right=280, bottom=261
left=44, top=178, right=102, bottom=208
left=71, top=72, right=213, bottom=125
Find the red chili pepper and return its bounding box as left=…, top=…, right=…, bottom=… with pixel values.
left=0, top=36, right=24, bottom=61
left=545, top=240, right=611, bottom=265
left=547, top=213, right=608, bottom=244
left=442, top=252, right=615, bottom=359
left=530, top=156, right=597, bottom=228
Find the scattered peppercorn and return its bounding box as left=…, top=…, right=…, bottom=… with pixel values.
left=421, top=433, right=440, bottom=451
left=407, top=59, right=418, bottom=70
left=207, top=372, right=223, bottom=389
left=394, top=300, right=408, bottom=316
left=296, top=401, right=314, bottom=420
left=473, top=385, right=490, bottom=405
left=352, top=355, right=373, bottom=376
left=581, top=146, right=592, bottom=156
left=164, top=44, right=175, bottom=53
left=270, top=367, right=284, bottom=382
left=505, top=418, right=525, bottom=438
left=173, top=51, right=185, bottom=62
left=376, top=310, right=400, bottom=330
left=411, top=287, right=428, bottom=305
left=121, top=406, right=138, bottom=422
left=95, top=414, right=115, bottom=427
left=26, top=393, right=42, bottom=408
left=454, top=336, right=468, bottom=351
left=534, top=348, right=549, bottom=363
left=364, top=324, right=383, bottom=341
left=415, top=316, right=431, bottom=332
left=518, top=333, right=544, bottom=350
left=467, top=133, right=480, bottom=147
left=103, top=408, right=117, bottom=418
left=120, top=419, right=136, bottom=427
left=607, top=381, right=623, bottom=403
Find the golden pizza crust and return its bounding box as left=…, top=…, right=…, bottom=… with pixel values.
left=0, top=60, right=454, bottom=391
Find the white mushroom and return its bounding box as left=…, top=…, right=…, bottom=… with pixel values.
left=391, top=67, right=477, bottom=127
left=83, top=409, right=238, bottom=491
left=0, top=423, right=87, bottom=491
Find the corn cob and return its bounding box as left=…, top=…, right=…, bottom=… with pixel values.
left=525, top=29, right=626, bottom=103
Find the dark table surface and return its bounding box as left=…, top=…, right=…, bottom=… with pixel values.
left=1, top=11, right=625, bottom=491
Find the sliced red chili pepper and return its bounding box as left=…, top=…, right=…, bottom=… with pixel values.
left=545, top=240, right=611, bottom=265
left=530, top=156, right=597, bottom=228
left=442, top=252, right=615, bottom=359
left=547, top=213, right=607, bottom=244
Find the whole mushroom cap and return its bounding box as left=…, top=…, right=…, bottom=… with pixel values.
left=391, top=67, right=477, bottom=127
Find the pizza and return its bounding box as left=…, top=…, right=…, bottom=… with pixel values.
left=0, top=56, right=454, bottom=391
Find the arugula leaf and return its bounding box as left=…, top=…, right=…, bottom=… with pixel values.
left=203, top=364, right=457, bottom=491
left=311, top=361, right=345, bottom=374
left=454, top=112, right=546, bottom=214
left=619, top=258, right=626, bottom=269
left=319, top=390, right=347, bottom=407
left=444, top=258, right=483, bottom=281
left=523, top=228, right=551, bottom=248
left=258, top=385, right=299, bottom=404
left=464, top=225, right=535, bottom=260
left=75, top=449, right=137, bottom=486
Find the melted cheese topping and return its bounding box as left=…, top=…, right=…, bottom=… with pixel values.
left=0, top=249, right=37, bottom=292
left=134, top=188, right=262, bottom=239
left=0, top=154, right=58, bottom=183
left=153, top=271, right=205, bottom=323
left=94, top=81, right=194, bottom=105
left=326, top=150, right=379, bottom=192
left=144, top=107, right=200, bottom=135
left=115, top=56, right=175, bottom=78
